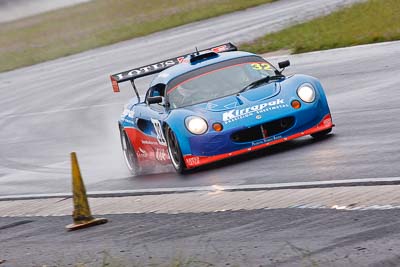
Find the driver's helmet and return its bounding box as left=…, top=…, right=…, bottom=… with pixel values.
left=175, top=83, right=193, bottom=97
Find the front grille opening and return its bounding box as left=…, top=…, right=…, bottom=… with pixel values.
left=231, top=117, right=295, bottom=143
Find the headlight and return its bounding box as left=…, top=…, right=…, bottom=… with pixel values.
left=297, top=84, right=316, bottom=103
left=185, top=116, right=208, bottom=135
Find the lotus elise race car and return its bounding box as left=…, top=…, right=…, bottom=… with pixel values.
left=110, top=43, right=334, bottom=174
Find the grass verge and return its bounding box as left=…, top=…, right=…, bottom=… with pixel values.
left=0, top=0, right=274, bottom=73
left=241, top=0, right=400, bottom=54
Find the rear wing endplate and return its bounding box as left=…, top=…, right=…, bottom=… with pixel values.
left=110, top=43, right=237, bottom=92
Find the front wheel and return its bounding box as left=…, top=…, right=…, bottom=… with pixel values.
left=311, top=128, right=332, bottom=139
left=165, top=126, right=187, bottom=174
left=120, top=128, right=140, bottom=175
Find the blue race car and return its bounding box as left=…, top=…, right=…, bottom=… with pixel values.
left=110, top=43, right=334, bottom=174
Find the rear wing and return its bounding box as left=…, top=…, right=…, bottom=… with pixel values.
left=110, top=43, right=237, bottom=93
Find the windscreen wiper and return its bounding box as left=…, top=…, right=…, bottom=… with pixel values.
left=239, top=75, right=284, bottom=93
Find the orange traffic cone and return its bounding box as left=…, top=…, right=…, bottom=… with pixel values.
left=66, top=152, right=107, bottom=231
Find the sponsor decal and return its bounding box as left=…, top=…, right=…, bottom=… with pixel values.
left=252, top=135, right=282, bottom=146
left=137, top=147, right=148, bottom=158
left=186, top=156, right=200, bottom=166
left=211, top=44, right=230, bottom=53
left=222, top=99, right=288, bottom=124
left=155, top=149, right=170, bottom=161
left=141, top=140, right=158, bottom=145
left=177, top=57, right=190, bottom=64
left=116, top=60, right=176, bottom=81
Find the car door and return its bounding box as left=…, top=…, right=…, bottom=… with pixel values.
left=135, top=85, right=170, bottom=164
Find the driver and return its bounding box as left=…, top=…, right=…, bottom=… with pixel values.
left=168, top=83, right=194, bottom=108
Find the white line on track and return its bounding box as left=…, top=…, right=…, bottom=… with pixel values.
left=1, top=177, right=399, bottom=201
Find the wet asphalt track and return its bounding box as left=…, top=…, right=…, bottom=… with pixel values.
left=2, top=209, right=400, bottom=266
left=1, top=0, right=399, bottom=196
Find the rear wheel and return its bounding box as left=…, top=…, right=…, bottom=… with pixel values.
left=120, top=128, right=140, bottom=175
left=165, top=126, right=187, bottom=174
left=311, top=128, right=332, bottom=139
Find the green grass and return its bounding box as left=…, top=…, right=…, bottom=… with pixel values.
left=0, top=0, right=275, bottom=73
left=241, top=0, right=400, bottom=54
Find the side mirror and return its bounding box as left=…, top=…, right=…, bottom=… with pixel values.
left=147, top=96, right=163, bottom=105
left=278, top=60, right=290, bottom=69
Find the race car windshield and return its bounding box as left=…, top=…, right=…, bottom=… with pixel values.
left=167, top=56, right=277, bottom=109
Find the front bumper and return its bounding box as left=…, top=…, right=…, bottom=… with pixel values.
left=183, top=113, right=334, bottom=168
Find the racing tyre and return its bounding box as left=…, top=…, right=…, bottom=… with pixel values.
left=311, top=128, right=332, bottom=139
left=120, top=128, right=140, bottom=175
left=165, top=126, right=187, bottom=174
